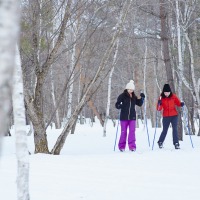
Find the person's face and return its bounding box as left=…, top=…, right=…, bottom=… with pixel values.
left=127, top=89, right=133, bottom=94
left=164, top=92, right=170, bottom=97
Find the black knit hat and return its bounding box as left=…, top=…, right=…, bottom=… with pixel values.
left=163, top=84, right=171, bottom=92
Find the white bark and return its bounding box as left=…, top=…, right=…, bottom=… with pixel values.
left=177, top=0, right=199, bottom=119
left=38, top=0, right=43, bottom=65
left=143, top=35, right=148, bottom=128
left=27, top=121, right=34, bottom=136
left=181, top=30, right=200, bottom=135
left=13, top=47, right=30, bottom=200
left=77, top=62, right=82, bottom=104
left=77, top=57, right=83, bottom=124
left=66, top=24, right=78, bottom=121
left=198, top=78, right=200, bottom=95
left=176, top=1, right=188, bottom=134
left=176, top=0, right=183, bottom=100
left=184, top=32, right=199, bottom=105
left=180, top=0, right=196, bottom=30
left=49, top=1, right=62, bottom=129
left=153, top=58, right=161, bottom=92
left=103, top=37, right=120, bottom=137
left=67, top=51, right=75, bottom=120
left=50, top=68, right=60, bottom=128
left=0, top=0, right=20, bottom=152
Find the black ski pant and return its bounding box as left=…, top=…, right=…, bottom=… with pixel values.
left=158, top=115, right=179, bottom=145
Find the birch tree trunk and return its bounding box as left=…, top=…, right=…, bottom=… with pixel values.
left=177, top=0, right=200, bottom=136
left=66, top=34, right=76, bottom=121
left=184, top=32, right=200, bottom=105
left=175, top=0, right=185, bottom=139
left=0, top=0, right=20, bottom=152
left=143, top=36, right=148, bottom=129
left=176, top=1, right=183, bottom=100
left=66, top=2, right=84, bottom=133
left=183, top=31, right=200, bottom=135
left=67, top=44, right=76, bottom=133
left=13, top=47, right=30, bottom=200
left=50, top=68, right=61, bottom=129
left=103, top=37, right=120, bottom=137
left=77, top=47, right=85, bottom=124
left=153, top=53, right=161, bottom=128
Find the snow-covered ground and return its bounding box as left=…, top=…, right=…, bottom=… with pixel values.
left=0, top=119, right=200, bottom=200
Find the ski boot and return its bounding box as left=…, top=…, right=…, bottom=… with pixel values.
left=174, top=143, right=180, bottom=149
left=158, top=142, right=163, bottom=149
left=130, top=149, right=136, bottom=152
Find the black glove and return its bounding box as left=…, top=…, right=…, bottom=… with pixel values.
left=140, top=93, right=145, bottom=99
left=158, top=100, right=162, bottom=106
left=115, top=102, right=123, bottom=109
left=181, top=102, right=184, bottom=107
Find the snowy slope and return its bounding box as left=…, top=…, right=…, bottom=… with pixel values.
left=0, top=119, right=200, bottom=200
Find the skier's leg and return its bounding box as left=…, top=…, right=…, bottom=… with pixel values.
left=158, top=117, right=171, bottom=144
left=128, top=120, right=136, bottom=150
left=171, top=116, right=179, bottom=145
left=118, top=120, right=128, bottom=150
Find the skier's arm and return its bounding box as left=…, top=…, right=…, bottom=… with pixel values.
left=136, top=97, right=143, bottom=107
left=115, top=94, right=124, bottom=109
left=173, top=94, right=181, bottom=107
left=157, top=97, right=163, bottom=111
left=136, top=93, right=145, bottom=107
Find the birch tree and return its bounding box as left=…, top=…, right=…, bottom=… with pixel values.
left=66, top=20, right=79, bottom=122
left=175, top=0, right=183, bottom=100
left=183, top=31, right=200, bottom=135
left=50, top=68, right=61, bottom=129
left=103, top=37, right=120, bottom=137
left=0, top=0, right=20, bottom=152
left=13, top=47, right=30, bottom=200
left=176, top=0, right=200, bottom=135
left=143, top=36, right=148, bottom=128
left=174, top=0, right=189, bottom=137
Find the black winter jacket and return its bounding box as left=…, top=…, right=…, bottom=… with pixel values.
left=115, top=90, right=143, bottom=120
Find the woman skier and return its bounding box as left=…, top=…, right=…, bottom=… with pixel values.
left=115, top=80, right=145, bottom=152
left=157, top=84, right=184, bottom=149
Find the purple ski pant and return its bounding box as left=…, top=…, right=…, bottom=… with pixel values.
left=118, top=120, right=136, bottom=150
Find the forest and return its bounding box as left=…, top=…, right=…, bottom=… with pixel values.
left=0, top=0, right=200, bottom=152
left=20, top=0, right=200, bottom=152
left=0, top=0, right=199, bottom=152
left=0, top=1, right=200, bottom=200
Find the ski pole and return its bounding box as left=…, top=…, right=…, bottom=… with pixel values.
left=152, top=96, right=162, bottom=150
left=141, top=96, right=150, bottom=147
left=152, top=110, right=158, bottom=150
left=140, top=91, right=150, bottom=147
left=114, top=111, right=120, bottom=151
left=182, top=105, right=194, bottom=148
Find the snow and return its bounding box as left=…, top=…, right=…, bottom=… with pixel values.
left=0, top=119, right=200, bottom=200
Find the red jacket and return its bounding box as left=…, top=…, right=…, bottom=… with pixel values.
left=157, top=94, right=181, bottom=117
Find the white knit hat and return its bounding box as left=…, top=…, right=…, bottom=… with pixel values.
left=125, top=80, right=135, bottom=90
